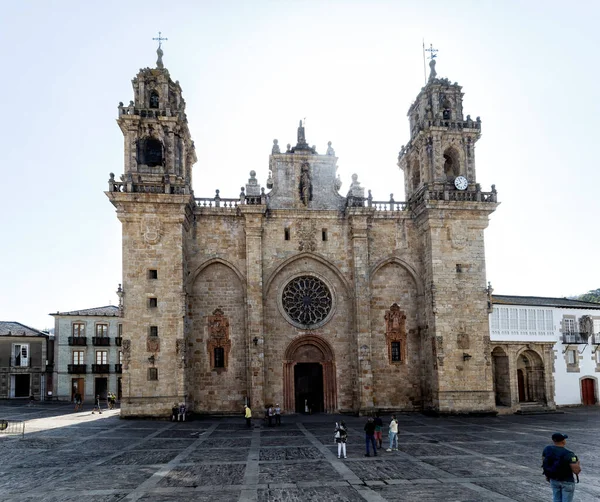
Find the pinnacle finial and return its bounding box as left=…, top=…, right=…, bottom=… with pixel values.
left=153, top=31, right=168, bottom=69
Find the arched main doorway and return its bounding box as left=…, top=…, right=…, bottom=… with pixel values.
left=516, top=350, right=546, bottom=403
left=492, top=347, right=511, bottom=406
left=581, top=378, right=597, bottom=406
left=283, top=335, right=337, bottom=414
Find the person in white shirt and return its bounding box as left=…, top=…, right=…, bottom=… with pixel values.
left=386, top=415, right=398, bottom=451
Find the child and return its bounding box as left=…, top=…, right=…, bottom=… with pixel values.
left=335, top=421, right=348, bottom=459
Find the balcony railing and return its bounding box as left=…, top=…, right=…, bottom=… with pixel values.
left=9, top=358, right=31, bottom=368
left=562, top=332, right=589, bottom=344
left=68, top=337, right=87, bottom=346
left=67, top=364, right=87, bottom=374
left=92, top=364, right=110, bottom=373
left=115, top=337, right=122, bottom=346
left=92, top=337, right=110, bottom=346
left=115, top=364, right=122, bottom=374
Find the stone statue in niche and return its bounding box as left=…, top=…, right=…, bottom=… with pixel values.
left=299, top=162, right=312, bottom=206
left=207, top=307, right=231, bottom=370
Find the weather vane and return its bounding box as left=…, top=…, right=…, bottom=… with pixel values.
left=153, top=31, right=168, bottom=69
left=422, top=41, right=439, bottom=83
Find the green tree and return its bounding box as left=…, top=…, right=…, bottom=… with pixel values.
left=577, top=288, right=600, bottom=303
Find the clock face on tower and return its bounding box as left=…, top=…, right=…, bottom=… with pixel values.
left=454, top=176, right=468, bottom=190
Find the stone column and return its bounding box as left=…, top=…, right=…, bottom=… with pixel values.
left=241, top=208, right=265, bottom=412
left=349, top=211, right=373, bottom=412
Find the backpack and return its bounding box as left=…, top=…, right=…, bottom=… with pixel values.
left=542, top=451, right=580, bottom=483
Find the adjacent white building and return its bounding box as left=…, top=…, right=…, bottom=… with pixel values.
left=51, top=306, right=123, bottom=402
left=490, top=295, right=600, bottom=412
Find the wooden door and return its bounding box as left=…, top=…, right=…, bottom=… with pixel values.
left=581, top=378, right=596, bottom=405
left=72, top=378, right=84, bottom=401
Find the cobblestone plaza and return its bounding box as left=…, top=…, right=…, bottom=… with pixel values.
left=1, top=403, right=599, bottom=501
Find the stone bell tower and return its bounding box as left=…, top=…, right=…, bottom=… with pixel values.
left=399, top=59, right=499, bottom=414
left=106, top=44, right=197, bottom=417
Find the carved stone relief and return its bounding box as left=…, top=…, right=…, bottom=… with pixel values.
left=447, top=221, right=467, bottom=250
left=207, top=307, right=232, bottom=371
left=141, top=214, right=162, bottom=245
left=384, top=303, right=407, bottom=364
left=297, top=220, right=316, bottom=252
left=147, top=336, right=160, bottom=353
left=122, top=339, right=131, bottom=370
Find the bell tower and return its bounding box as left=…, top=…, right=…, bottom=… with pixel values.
left=399, top=59, right=499, bottom=414
left=106, top=42, right=197, bottom=417
left=399, top=59, right=481, bottom=200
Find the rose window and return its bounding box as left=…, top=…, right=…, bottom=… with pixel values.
left=282, top=276, right=332, bottom=327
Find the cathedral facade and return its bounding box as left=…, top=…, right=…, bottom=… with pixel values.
left=107, top=54, right=500, bottom=417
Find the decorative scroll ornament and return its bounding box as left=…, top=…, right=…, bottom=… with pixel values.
left=141, top=214, right=162, bottom=245
left=282, top=276, right=332, bottom=328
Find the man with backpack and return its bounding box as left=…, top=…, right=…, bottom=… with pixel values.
left=542, top=432, right=581, bottom=502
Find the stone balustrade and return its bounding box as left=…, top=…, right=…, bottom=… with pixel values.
left=117, top=104, right=184, bottom=120
left=108, top=176, right=189, bottom=195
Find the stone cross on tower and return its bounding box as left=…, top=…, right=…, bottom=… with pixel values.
left=152, top=31, right=168, bottom=69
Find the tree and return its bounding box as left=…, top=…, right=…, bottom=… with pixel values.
left=577, top=288, right=600, bottom=303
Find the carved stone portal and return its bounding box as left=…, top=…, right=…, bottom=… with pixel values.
left=384, top=303, right=407, bottom=364
left=207, top=307, right=231, bottom=371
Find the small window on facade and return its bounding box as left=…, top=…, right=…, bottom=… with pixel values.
left=567, top=350, right=577, bottom=365
left=96, top=324, right=108, bottom=337
left=150, top=326, right=158, bottom=337
left=149, top=298, right=158, bottom=308
left=72, top=350, right=84, bottom=364
left=564, top=318, right=576, bottom=334
left=148, top=368, right=158, bottom=380
left=13, top=344, right=29, bottom=367
left=73, top=323, right=85, bottom=337
left=96, top=350, right=108, bottom=364
left=284, top=227, right=290, bottom=241
left=149, top=91, right=159, bottom=109
left=322, top=229, right=328, bottom=241
left=391, top=341, right=401, bottom=362
left=456, top=264, right=463, bottom=273
left=148, top=269, right=158, bottom=279
left=214, top=347, right=225, bottom=368
left=118, top=324, right=122, bottom=337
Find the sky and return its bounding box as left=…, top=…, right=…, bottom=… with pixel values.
left=1, top=0, right=598, bottom=331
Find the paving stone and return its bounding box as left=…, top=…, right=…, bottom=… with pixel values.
left=259, top=446, right=324, bottom=460
left=156, top=464, right=245, bottom=487
left=2, top=403, right=600, bottom=501
left=372, top=483, right=510, bottom=501
left=259, top=461, right=338, bottom=483
left=101, top=449, right=181, bottom=465
left=185, top=447, right=249, bottom=462
left=257, top=485, right=364, bottom=501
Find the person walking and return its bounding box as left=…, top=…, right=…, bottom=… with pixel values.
left=267, top=405, right=274, bottom=426
left=244, top=404, right=252, bottom=428
left=374, top=412, right=383, bottom=449
left=542, top=432, right=581, bottom=502
left=274, top=403, right=281, bottom=426
left=386, top=415, right=398, bottom=451
left=74, top=392, right=82, bottom=412
left=364, top=417, right=377, bottom=457
left=335, top=421, right=348, bottom=459
left=91, top=394, right=102, bottom=414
